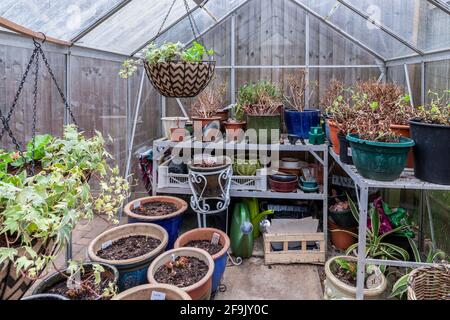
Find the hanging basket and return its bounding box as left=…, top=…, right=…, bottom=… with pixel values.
left=0, top=238, right=55, bottom=300
left=144, top=60, right=216, bottom=98
left=407, top=265, right=450, bottom=300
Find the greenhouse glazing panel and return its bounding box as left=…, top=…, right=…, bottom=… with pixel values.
left=77, top=0, right=199, bottom=55
left=345, top=0, right=450, bottom=54
left=0, top=0, right=124, bottom=40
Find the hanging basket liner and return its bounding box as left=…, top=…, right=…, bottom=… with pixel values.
left=144, top=60, right=216, bottom=98
left=0, top=238, right=55, bottom=300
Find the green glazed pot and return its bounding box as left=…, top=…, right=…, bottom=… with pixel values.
left=246, top=114, right=281, bottom=144
left=346, top=134, right=415, bottom=181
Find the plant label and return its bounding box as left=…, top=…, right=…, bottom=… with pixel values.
left=366, top=273, right=382, bottom=289
left=133, top=201, right=141, bottom=209
left=150, top=291, right=166, bottom=300
left=211, top=232, right=221, bottom=245
left=347, top=147, right=352, bottom=157
left=101, top=240, right=112, bottom=250
left=171, top=253, right=176, bottom=262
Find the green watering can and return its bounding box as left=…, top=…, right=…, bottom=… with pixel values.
left=243, top=198, right=274, bottom=239
left=230, top=202, right=254, bottom=259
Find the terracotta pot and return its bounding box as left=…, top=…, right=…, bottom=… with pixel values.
left=124, top=196, right=188, bottom=250
left=390, top=124, right=414, bottom=168
left=87, top=223, right=168, bottom=291
left=328, top=219, right=357, bottom=251
left=268, top=176, right=298, bottom=192
left=223, top=121, right=246, bottom=142
left=192, top=116, right=221, bottom=142
left=147, top=247, right=214, bottom=300
left=174, top=228, right=230, bottom=292
left=324, top=255, right=387, bottom=300
left=327, top=119, right=341, bottom=155
left=112, top=284, right=191, bottom=300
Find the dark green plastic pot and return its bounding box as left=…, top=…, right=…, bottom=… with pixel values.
left=346, top=134, right=415, bottom=181
left=246, top=114, right=281, bottom=144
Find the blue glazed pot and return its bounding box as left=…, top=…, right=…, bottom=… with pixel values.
left=284, top=109, right=320, bottom=139
left=125, top=196, right=188, bottom=250
left=174, top=228, right=230, bottom=293
left=88, top=223, right=168, bottom=292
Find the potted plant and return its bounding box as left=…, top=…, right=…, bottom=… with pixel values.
left=190, top=82, right=227, bottom=142
left=324, top=255, right=387, bottom=299
left=187, top=155, right=232, bottom=199
left=112, top=283, right=191, bottom=300
left=239, top=81, right=283, bottom=144
left=33, top=262, right=119, bottom=300
left=120, top=41, right=215, bottom=98
left=0, top=125, right=129, bottom=300
left=328, top=197, right=358, bottom=250
left=174, top=227, right=230, bottom=293
left=87, top=223, right=168, bottom=291
left=283, top=71, right=320, bottom=139
left=409, top=90, right=450, bottom=185
left=346, top=91, right=415, bottom=181
left=321, top=79, right=346, bottom=154
left=223, top=104, right=246, bottom=142
left=147, top=247, right=214, bottom=300
left=124, top=196, right=188, bottom=250
left=390, top=238, right=446, bottom=299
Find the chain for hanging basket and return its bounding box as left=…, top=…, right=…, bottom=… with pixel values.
left=0, top=34, right=78, bottom=176
left=143, top=0, right=216, bottom=98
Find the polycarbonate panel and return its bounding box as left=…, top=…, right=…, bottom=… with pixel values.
left=0, top=0, right=124, bottom=40
left=78, top=0, right=200, bottom=55
left=345, top=0, right=450, bottom=54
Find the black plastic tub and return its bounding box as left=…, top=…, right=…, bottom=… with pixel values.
left=338, top=133, right=353, bottom=165
left=409, top=119, right=450, bottom=185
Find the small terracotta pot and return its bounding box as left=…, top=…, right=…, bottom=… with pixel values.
left=224, top=121, right=246, bottom=142
left=327, top=119, right=341, bottom=155
left=328, top=219, right=357, bottom=251
left=112, top=284, right=191, bottom=300
left=147, top=248, right=214, bottom=300
left=192, top=116, right=221, bottom=141
left=174, top=228, right=230, bottom=293
left=390, top=124, right=414, bottom=168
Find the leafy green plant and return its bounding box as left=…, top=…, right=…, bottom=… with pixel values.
left=237, top=80, right=282, bottom=115
left=415, top=90, right=450, bottom=125
left=119, top=41, right=214, bottom=78
left=229, top=103, right=245, bottom=122
left=0, top=125, right=129, bottom=278
left=335, top=257, right=357, bottom=279
left=342, top=196, right=410, bottom=271
left=390, top=239, right=447, bottom=299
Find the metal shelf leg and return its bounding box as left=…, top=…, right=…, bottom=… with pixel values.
left=355, top=186, right=369, bottom=300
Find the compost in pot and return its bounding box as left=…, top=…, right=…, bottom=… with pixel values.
left=183, top=240, right=224, bottom=256
left=96, top=235, right=161, bottom=260
left=154, top=256, right=209, bottom=288
left=131, top=202, right=178, bottom=217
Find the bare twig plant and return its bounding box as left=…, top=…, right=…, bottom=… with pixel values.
left=191, top=82, right=227, bottom=118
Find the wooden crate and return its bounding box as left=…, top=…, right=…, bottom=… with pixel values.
left=263, top=232, right=326, bottom=265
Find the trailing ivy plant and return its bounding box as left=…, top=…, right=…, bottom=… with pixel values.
left=0, top=125, right=129, bottom=278
left=119, top=41, right=214, bottom=79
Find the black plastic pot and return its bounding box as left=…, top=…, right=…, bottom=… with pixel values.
left=329, top=209, right=357, bottom=228
left=409, top=119, right=450, bottom=185
left=338, top=133, right=353, bottom=165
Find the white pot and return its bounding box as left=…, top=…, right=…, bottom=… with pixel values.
left=279, top=158, right=307, bottom=169
left=324, top=255, right=387, bottom=300
left=161, top=117, right=189, bottom=139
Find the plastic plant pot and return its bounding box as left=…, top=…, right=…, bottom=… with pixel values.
left=390, top=124, right=414, bottom=169
left=409, top=119, right=450, bottom=185
left=284, top=109, right=320, bottom=139
left=246, top=114, right=281, bottom=144
left=346, top=134, right=415, bottom=181
left=338, top=133, right=353, bottom=165
left=327, top=119, right=341, bottom=154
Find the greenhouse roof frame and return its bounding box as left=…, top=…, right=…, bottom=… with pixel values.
left=0, top=0, right=450, bottom=64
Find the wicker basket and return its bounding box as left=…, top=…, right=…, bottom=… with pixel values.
left=407, top=265, right=450, bottom=300
left=0, top=238, right=55, bottom=300
left=144, top=61, right=215, bottom=98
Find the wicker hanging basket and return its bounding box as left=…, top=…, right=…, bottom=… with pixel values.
left=0, top=238, right=56, bottom=300
left=407, top=265, right=450, bottom=300
left=144, top=60, right=216, bottom=98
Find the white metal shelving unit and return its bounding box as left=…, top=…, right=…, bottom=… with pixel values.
left=152, top=136, right=329, bottom=244
left=329, top=149, right=450, bottom=300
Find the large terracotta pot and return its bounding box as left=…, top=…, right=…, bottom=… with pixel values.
left=112, top=283, right=191, bottom=300
left=88, top=223, right=168, bottom=291
left=328, top=219, right=357, bottom=251
left=327, top=119, right=340, bottom=155
left=147, top=247, right=214, bottom=300
left=124, top=196, right=188, bottom=250
left=174, top=228, right=230, bottom=293
left=390, top=124, right=414, bottom=168
left=324, top=255, right=387, bottom=300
